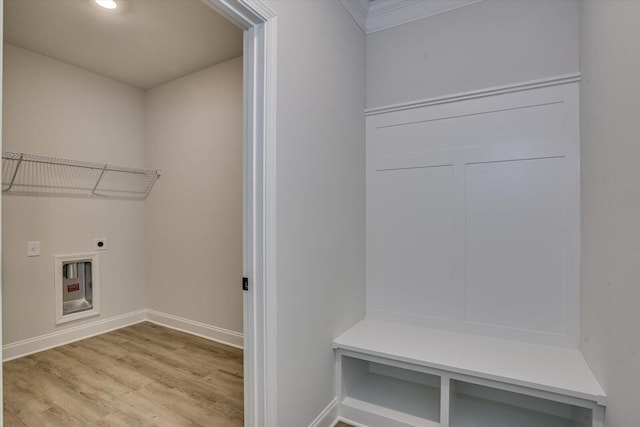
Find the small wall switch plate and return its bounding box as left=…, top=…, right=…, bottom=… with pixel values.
left=94, top=238, right=107, bottom=251
left=27, top=241, right=40, bottom=257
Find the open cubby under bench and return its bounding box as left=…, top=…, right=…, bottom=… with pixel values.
left=334, top=319, right=606, bottom=427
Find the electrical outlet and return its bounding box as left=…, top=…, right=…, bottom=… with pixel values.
left=27, top=241, right=40, bottom=257
left=94, top=238, right=107, bottom=251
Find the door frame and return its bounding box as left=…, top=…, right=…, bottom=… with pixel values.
left=202, top=1, right=278, bottom=426
left=0, top=2, right=4, bottom=424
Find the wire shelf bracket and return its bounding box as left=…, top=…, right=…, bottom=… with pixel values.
left=2, top=151, right=161, bottom=200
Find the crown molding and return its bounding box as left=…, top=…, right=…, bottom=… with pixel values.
left=339, top=0, right=369, bottom=33
left=341, top=0, right=483, bottom=34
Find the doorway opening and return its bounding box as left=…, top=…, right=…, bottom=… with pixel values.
left=0, top=0, right=276, bottom=425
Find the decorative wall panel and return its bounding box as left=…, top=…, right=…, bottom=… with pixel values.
left=366, top=78, right=580, bottom=346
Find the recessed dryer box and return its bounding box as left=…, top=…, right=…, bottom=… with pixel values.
left=54, top=252, right=100, bottom=324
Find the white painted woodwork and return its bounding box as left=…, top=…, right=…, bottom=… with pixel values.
left=335, top=319, right=605, bottom=404
left=197, top=1, right=279, bottom=425
left=465, top=158, right=566, bottom=334
left=371, top=166, right=455, bottom=320
left=334, top=318, right=606, bottom=427
left=2, top=308, right=244, bottom=362
left=366, top=78, right=581, bottom=347
left=340, top=353, right=441, bottom=427
left=355, top=85, right=599, bottom=427
left=340, top=0, right=482, bottom=34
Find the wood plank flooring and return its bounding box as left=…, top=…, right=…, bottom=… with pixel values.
left=3, top=322, right=243, bottom=426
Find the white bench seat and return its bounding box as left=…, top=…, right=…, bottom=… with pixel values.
left=334, top=318, right=606, bottom=427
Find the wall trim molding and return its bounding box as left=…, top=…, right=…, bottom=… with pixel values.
left=146, top=309, right=243, bottom=349
left=338, top=0, right=368, bottom=33
left=263, top=18, right=280, bottom=425
left=2, top=309, right=244, bottom=361
left=366, top=80, right=581, bottom=347
left=340, top=0, right=482, bottom=34
left=367, top=0, right=481, bottom=33
left=365, top=73, right=581, bottom=116
left=308, top=398, right=339, bottom=427
left=199, top=1, right=278, bottom=425
left=2, top=309, right=146, bottom=362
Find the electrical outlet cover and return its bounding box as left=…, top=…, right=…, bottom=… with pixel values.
left=27, top=241, right=40, bottom=257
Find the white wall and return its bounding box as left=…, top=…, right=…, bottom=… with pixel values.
left=2, top=43, right=147, bottom=343
left=145, top=57, right=243, bottom=335
left=2, top=45, right=243, bottom=347
left=579, top=1, right=640, bottom=425
left=366, top=0, right=579, bottom=108
left=263, top=1, right=367, bottom=425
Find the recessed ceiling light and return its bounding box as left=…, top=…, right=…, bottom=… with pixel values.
left=95, top=0, right=117, bottom=9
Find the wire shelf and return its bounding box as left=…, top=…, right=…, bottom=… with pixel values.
left=2, top=151, right=161, bottom=200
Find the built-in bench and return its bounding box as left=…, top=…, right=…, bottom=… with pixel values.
left=334, top=318, right=606, bottom=427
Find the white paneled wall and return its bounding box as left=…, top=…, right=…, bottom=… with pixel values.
left=465, top=157, right=566, bottom=334
left=371, top=165, right=455, bottom=321
left=366, top=79, right=580, bottom=347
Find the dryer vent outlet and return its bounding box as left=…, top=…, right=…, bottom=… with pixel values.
left=94, top=238, right=107, bottom=251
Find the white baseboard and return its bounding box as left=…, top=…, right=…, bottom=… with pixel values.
left=146, top=309, right=243, bottom=349
left=3, top=309, right=244, bottom=361
left=310, top=398, right=339, bottom=427
left=2, top=309, right=146, bottom=361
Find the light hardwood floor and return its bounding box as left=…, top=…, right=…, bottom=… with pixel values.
left=3, top=322, right=243, bottom=426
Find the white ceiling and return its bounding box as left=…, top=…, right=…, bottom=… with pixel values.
left=4, top=0, right=243, bottom=90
